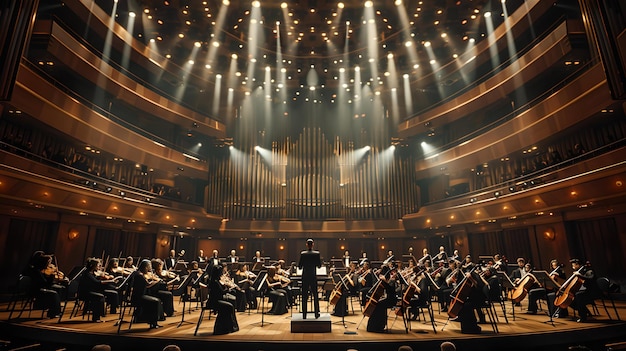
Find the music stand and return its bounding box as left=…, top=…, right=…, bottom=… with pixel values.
left=250, top=270, right=272, bottom=327
left=532, top=270, right=562, bottom=325
left=496, top=271, right=520, bottom=320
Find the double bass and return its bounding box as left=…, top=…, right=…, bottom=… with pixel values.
left=554, top=264, right=586, bottom=309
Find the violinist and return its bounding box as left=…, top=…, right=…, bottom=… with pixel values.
left=493, top=254, right=508, bottom=274
left=146, top=259, right=175, bottom=317
left=252, top=250, right=264, bottom=264
left=218, top=264, right=247, bottom=312
left=207, top=250, right=220, bottom=270
left=365, top=262, right=398, bottom=332
left=461, top=255, right=475, bottom=272
left=358, top=252, right=369, bottom=267
left=153, top=259, right=180, bottom=286
left=526, top=259, right=564, bottom=315
left=207, top=265, right=239, bottom=335
left=236, top=264, right=258, bottom=309
left=130, top=259, right=165, bottom=329
left=434, top=246, right=448, bottom=263
left=188, top=260, right=208, bottom=302
left=22, top=251, right=62, bottom=318
left=78, top=258, right=121, bottom=322
left=451, top=250, right=460, bottom=262
left=438, top=260, right=462, bottom=312
left=406, top=266, right=431, bottom=321
left=266, top=266, right=290, bottom=315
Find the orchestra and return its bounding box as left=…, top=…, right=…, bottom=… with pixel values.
left=15, top=244, right=611, bottom=336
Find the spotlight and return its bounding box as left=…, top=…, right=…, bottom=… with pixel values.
left=119, top=191, right=126, bottom=196
left=469, top=197, right=477, bottom=203
left=105, top=187, right=112, bottom=193
left=508, top=186, right=516, bottom=193
left=494, top=191, right=501, bottom=198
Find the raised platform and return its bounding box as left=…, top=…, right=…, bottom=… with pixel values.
left=1, top=300, right=625, bottom=351
left=291, top=312, right=332, bottom=333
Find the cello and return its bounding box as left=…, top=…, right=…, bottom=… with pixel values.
left=329, top=268, right=354, bottom=306
left=447, top=265, right=479, bottom=319
left=363, top=265, right=396, bottom=317
left=509, top=269, right=538, bottom=303
left=554, top=264, right=586, bottom=309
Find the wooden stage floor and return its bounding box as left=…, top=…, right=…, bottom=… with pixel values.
left=1, top=298, right=625, bottom=351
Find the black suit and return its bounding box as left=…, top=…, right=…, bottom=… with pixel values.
left=298, top=249, right=322, bottom=318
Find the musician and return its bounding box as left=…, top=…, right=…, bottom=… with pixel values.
left=439, top=260, right=462, bottom=312
left=493, top=254, right=508, bottom=274
left=358, top=261, right=375, bottom=306
left=266, top=266, right=290, bottom=315
left=164, top=250, right=177, bottom=270
left=461, top=255, right=475, bottom=272
left=419, top=248, right=431, bottom=265
left=188, top=260, right=208, bottom=302
left=105, top=258, right=122, bottom=277
left=568, top=259, right=600, bottom=322
left=123, top=256, right=136, bottom=271
left=407, top=267, right=432, bottom=320
left=227, top=249, right=239, bottom=263
left=455, top=268, right=487, bottom=334
left=153, top=259, right=180, bottom=286
left=298, top=238, right=322, bottom=319
left=146, top=259, right=175, bottom=317
left=366, top=262, right=398, bottom=332
left=509, top=257, right=526, bottom=284
left=342, top=250, right=351, bottom=268
left=526, top=259, right=564, bottom=315
left=207, top=265, right=239, bottom=335
left=219, top=263, right=247, bottom=312
left=131, top=260, right=166, bottom=329
left=359, top=252, right=369, bottom=266
left=330, top=262, right=355, bottom=317
left=236, top=264, right=258, bottom=309
left=252, top=251, right=264, bottom=263
left=197, top=249, right=208, bottom=264
left=78, top=258, right=121, bottom=322
left=451, top=250, right=460, bottom=262
left=423, top=259, right=434, bottom=274
left=23, top=251, right=62, bottom=318
left=434, top=246, right=448, bottom=263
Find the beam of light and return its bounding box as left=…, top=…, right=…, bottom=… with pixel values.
left=174, top=43, right=201, bottom=101
left=264, top=66, right=273, bottom=128
left=502, top=2, right=527, bottom=109
left=484, top=12, right=501, bottom=72
left=376, top=145, right=396, bottom=169
left=353, top=66, right=362, bottom=112
left=212, top=73, right=222, bottom=115
left=280, top=2, right=298, bottom=56
left=246, top=3, right=263, bottom=81
left=390, top=87, right=399, bottom=125
left=394, top=0, right=419, bottom=67
left=402, top=73, right=413, bottom=113
left=276, top=22, right=287, bottom=105
left=94, top=1, right=119, bottom=107
left=363, top=3, right=379, bottom=89
left=423, top=42, right=445, bottom=99
left=121, top=12, right=136, bottom=70
left=420, top=141, right=436, bottom=156
left=204, top=1, right=229, bottom=71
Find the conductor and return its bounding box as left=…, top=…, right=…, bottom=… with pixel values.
left=298, top=238, right=322, bottom=319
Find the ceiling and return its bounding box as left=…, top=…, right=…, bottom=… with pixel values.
left=89, top=0, right=524, bottom=120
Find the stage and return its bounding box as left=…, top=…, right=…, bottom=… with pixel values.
left=1, top=299, right=625, bottom=351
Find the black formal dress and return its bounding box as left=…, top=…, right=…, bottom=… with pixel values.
left=207, top=278, right=239, bottom=335
left=78, top=272, right=120, bottom=321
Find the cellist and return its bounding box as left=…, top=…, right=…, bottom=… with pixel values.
left=526, top=259, right=564, bottom=315
left=550, top=258, right=599, bottom=322
left=365, top=262, right=398, bottom=332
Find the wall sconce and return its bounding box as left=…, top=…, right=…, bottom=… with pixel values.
left=543, top=228, right=556, bottom=241
left=68, top=228, right=80, bottom=241
left=454, top=237, right=464, bottom=247
left=159, top=236, right=170, bottom=247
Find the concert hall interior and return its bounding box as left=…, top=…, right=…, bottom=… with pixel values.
left=1, top=0, right=626, bottom=350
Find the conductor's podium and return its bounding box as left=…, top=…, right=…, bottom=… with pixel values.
left=291, top=312, right=332, bottom=333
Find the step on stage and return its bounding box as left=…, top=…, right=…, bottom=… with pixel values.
left=291, top=312, right=332, bottom=333
left=1, top=300, right=625, bottom=351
